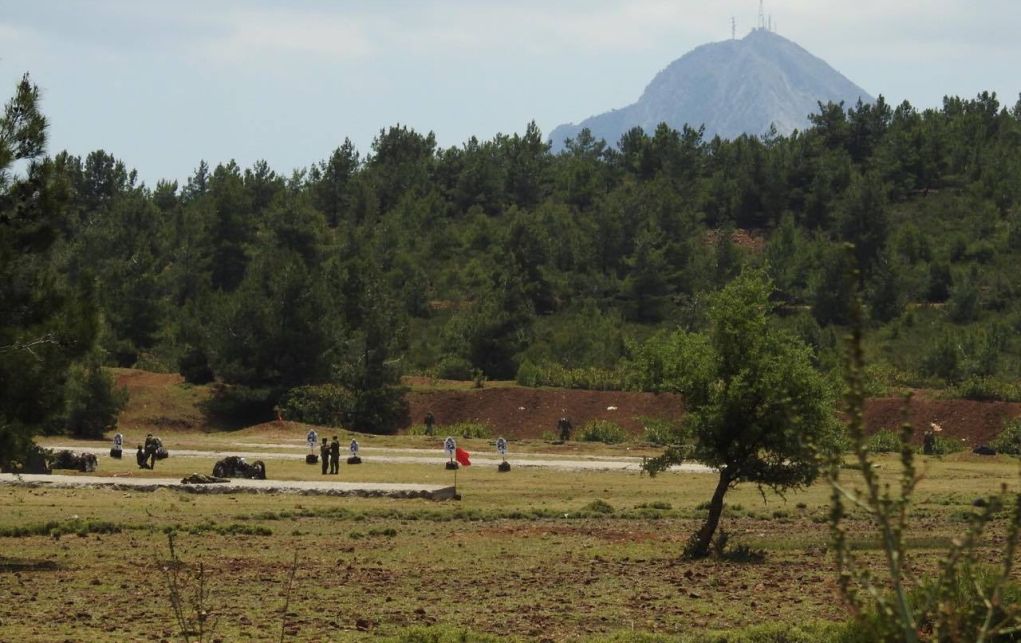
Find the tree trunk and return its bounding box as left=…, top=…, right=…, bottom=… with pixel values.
left=688, top=470, right=731, bottom=558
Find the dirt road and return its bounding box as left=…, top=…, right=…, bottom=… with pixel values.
left=44, top=444, right=715, bottom=473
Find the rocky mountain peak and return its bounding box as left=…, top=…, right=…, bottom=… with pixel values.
left=549, top=29, right=872, bottom=151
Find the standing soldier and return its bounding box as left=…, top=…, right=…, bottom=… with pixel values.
left=557, top=414, right=572, bottom=442
left=424, top=412, right=436, bottom=436
left=144, top=434, right=159, bottom=469
left=330, top=436, right=341, bottom=474
left=320, top=438, right=329, bottom=475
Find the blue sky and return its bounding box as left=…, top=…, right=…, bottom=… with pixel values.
left=2, top=0, right=1019, bottom=185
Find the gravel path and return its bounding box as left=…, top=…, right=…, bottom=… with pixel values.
left=44, top=444, right=714, bottom=473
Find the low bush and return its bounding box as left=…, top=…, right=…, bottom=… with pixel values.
left=435, top=356, right=473, bottom=381
left=0, top=519, right=122, bottom=539
left=581, top=499, right=615, bottom=514
left=280, top=384, right=354, bottom=427
left=405, top=424, right=434, bottom=436
left=927, top=435, right=965, bottom=455
left=579, top=420, right=629, bottom=444
left=427, top=421, right=491, bottom=439
left=641, top=418, right=687, bottom=446
left=184, top=521, right=272, bottom=537
left=991, top=419, right=1021, bottom=456
left=515, top=360, right=626, bottom=390
left=865, top=428, right=902, bottom=453
left=946, top=377, right=1021, bottom=403
left=842, top=567, right=1021, bottom=642
left=201, top=385, right=275, bottom=427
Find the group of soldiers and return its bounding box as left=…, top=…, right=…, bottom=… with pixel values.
left=312, top=432, right=342, bottom=474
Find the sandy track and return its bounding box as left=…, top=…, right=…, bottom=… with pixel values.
left=45, top=444, right=715, bottom=473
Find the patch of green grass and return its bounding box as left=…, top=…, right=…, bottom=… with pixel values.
left=0, top=519, right=123, bottom=538
left=579, top=420, right=629, bottom=444
left=165, top=521, right=272, bottom=537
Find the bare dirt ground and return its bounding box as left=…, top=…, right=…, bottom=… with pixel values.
left=405, top=384, right=685, bottom=439
left=864, top=393, right=1021, bottom=446
left=114, top=370, right=1021, bottom=446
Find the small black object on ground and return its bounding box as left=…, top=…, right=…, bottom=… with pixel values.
left=498, top=461, right=511, bottom=472
left=445, top=461, right=459, bottom=470
left=347, top=456, right=362, bottom=465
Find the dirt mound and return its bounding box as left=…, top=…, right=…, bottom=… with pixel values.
left=864, top=395, right=1021, bottom=447
left=406, top=388, right=684, bottom=439
left=409, top=385, right=1020, bottom=445
left=113, top=369, right=211, bottom=433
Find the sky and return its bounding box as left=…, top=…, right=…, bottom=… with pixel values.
left=2, top=0, right=1020, bottom=186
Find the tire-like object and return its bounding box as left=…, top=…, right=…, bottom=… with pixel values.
left=252, top=461, right=266, bottom=480
left=213, top=462, right=227, bottom=478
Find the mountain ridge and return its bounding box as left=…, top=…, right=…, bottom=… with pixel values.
left=549, top=29, right=873, bottom=150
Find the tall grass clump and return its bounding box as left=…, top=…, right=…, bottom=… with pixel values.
left=578, top=420, right=628, bottom=444
left=829, top=268, right=1021, bottom=642
left=515, top=360, right=626, bottom=390
left=991, top=419, right=1021, bottom=456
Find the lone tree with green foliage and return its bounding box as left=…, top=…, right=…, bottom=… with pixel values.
left=643, top=270, right=838, bottom=558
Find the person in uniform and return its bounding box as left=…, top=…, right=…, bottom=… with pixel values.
left=424, top=412, right=436, bottom=436
left=330, top=436, right=341, bottom=474
left=136, top=445, right=147, bottom=469
left=144, top=434, right=159, bottom=469
left=320, top=439, right=330, bottom=475
left=557, top=415, right=572, bottom=442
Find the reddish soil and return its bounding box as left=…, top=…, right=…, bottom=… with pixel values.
left=408, top=386, right=1021, bottom=444
left=864, top=394, right=1021, bottom=447
left=406, top=387, right=685, bottom=439
left=110, top=369, right=1021, bottom=445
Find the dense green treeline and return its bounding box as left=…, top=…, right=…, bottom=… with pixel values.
left=6, top=76, right=1021, bottom=437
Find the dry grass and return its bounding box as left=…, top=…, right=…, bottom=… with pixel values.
left=1, top=446, right=1019, bottom=641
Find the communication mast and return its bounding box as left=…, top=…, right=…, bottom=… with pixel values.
left=758, top=0, right=765, bottom=30
left=731, top=16, right=736, bottom=39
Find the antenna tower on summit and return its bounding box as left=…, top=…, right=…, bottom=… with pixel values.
left=731, top=17, right=736, bottom=39
left=758, top=0, right=765, bottom=29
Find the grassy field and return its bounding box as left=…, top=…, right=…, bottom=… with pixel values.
left=2, top=427, right=1020, bottom=641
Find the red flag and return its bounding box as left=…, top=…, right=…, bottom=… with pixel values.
left=455, top=447, right=471, bottom=467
